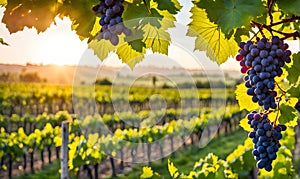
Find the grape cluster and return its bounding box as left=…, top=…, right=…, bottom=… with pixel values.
left=247, top=111, right=287, bottom=171
left=236, top=36, right=292, bottom=110
left=93, top=0, right=131, bottom=45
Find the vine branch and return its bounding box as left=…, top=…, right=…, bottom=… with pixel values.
left=142, top=0, right=151, bottom=14
left=250, top=15, right=300, bottom=39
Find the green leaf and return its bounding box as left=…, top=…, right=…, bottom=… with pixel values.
left=234, top=28, right=250, bottom=44
left=123, top=2, right=150, bottom=21
left=196, top=0, right=264, bottom=34
left=187, top=5, right=238, bottom=64
left=88, top=39, right=117, bottom=60
left=277, top=0, right=300, bottom=16
left=239, top=117, right=251, bottom=132
left=235, top=83, right=259, bottom=111
left=57, top=0, right=98, bottom=39
left=278, top=104, right=298, bottom=127
left=116, top=42, right=145, bottom=69
left=0, top=38, right=8, bottom=46
left=284, top=52, right=300, bottom=84
left=153, top=0, right=180, bottom=15
left=2, top=0, right=58, bottom=33
left=288, top=85, right=300, bottom=98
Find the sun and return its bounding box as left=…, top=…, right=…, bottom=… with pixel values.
left=34, top=18, right=87, bottom=66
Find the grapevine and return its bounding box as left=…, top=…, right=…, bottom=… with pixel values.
left=235, top=0, right=300, bottom=172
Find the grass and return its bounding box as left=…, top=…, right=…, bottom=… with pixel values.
left=15, top=129, right=247, bottom=179
left=294, top=159, right=300, bottom=176
left=113, top=128, right=247, bottom=179
left=14, top=161, right=61, bottom=179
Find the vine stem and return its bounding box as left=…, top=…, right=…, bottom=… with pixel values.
left=273, top=82, right=287, bottom=125
left=275, top=81, right=287, bottom=94
left=267, top=0, right=274, bottom=35
left=142, top=0, right=151, bottom=14
left=251, top=15, right=300, bottom=39
left=274, top=98, right=281, bottom=126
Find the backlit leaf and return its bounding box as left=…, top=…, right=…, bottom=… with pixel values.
left=235, top=83, right=259, bottom=111
left=284, top=52, right=300, bottom=84
left=187, top=5, right=238, bottom=64
left=116, top=42, right=145, bottom=69
left=196, top=0, right=264, bottom=34
left=239, top=117, right=251, bottom=132
left=278, top=104, right=298, bottom=127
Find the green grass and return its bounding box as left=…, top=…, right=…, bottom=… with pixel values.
left=114, top=129, right=247, bottom=179
left=15, top=129, right=247, bottom=179
left=294, top=159, right=300, bottom=176
left=14, top=161, right=61, bottom=179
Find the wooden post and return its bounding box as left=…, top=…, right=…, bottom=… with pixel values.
left=61, top=121, right=69, bottom=179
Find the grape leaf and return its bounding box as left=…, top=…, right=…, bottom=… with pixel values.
left=235, top=83, right=259, bottom=111
left=239, top=117, right=251, bottom=132
left=0, top=38, right=8, bottom=46
left=88, top=39, right=117, bottom=60
left=142, top=23, right=170, bottom=55
left=287, top=86, right=300, bottom=98
left=153, top=0, right=180, bottom=15
left=168, top=159, right=179, bottom=178
left=123, top=2, right=150, bottom=21
left=278, top=104, right=298, bottom=127
left=277, top=0, right=300, bottom=16
left=57, top=0, right=98, bottom=39
left=234, top=28, right=250, bottom=44
left=116, top=42, right=145, bottom=69
left=187, top=5, right=238, bottom=64
left=196, top=0, right=264, bottom=34
left=284, top=52, right=300, bottom=84
left=2, top=0, right=59, bottom=33
left=0, top=0, right=7, bottom=6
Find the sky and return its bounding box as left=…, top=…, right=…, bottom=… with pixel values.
left=0, top=2, right=299, bottom=71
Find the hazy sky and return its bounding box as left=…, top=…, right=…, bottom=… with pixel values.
left=0, top=2, right=299, bottom=71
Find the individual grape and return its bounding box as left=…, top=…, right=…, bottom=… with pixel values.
left=247, top=111, right=287, bottom=172
left=110, top=35, right=119, bottom=46
left=105, top=0, right=113, bottom=6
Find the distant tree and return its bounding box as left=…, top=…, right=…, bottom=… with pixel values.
left=152, top=76, right=157, bottom=88
left=95, top=78, right=112, bottom=86
left=0, top=72, right=10, bottom=82
left=19, top=72, right=42, bottom=83
left=162, top=82, right=172, bottom=89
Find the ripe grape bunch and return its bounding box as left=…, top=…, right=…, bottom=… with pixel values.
left=236, top=36, right=292, bottom=110
left=93, top=0, right=131, bottom=46
left=247, top=111, right=287, bottom=171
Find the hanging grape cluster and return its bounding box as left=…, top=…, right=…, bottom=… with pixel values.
left=247, top=111, right=286, bottom=171
left=93, top=0, right=131, bottom=45
left=236, top=36, right=292, bottom=110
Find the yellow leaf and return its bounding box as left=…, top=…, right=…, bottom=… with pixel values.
left=0, top=0, right=7, bottom=6
left=88, top=39, right=117, bottom=60
left=140, top=166, right=154, bottom=178
left=187, top=5, right=238, bottom=64
left=116, top=42, right=145, bottom=69
left=235, top=83, right=259, bottom=111
left=168, top=159, right=179, bottom=178
left=239, top=117, right=251, bottom=132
